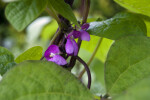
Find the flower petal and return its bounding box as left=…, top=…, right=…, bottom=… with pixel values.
left=67, top=30, right=81, bottom=39
left=72, top=30, right=81, bottom=38
left=50, top=55, right=67, bottom=65
left=44, top=45, right=60, bottom=60
left=66, top=32, right=73, bottom=39
left=65, top=39, right=74, bottom=55
left=72, top=39, right=78, bottom=56
left=81, top=23, right=89, bottom=30
left=80, top=30, right=90, bottom=41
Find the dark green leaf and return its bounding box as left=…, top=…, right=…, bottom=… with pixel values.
left=88, top=12, right=147, bottom=40
left=105, top=36, right=150, bottom=96
left=0, top=61, right=93, bottom=100
left=15, top=46, right=43, bottom=63
left=0, top=46, right=16, bottom=75
left=114, top=0, right=150, bottom=17
left=5, top=0, right=47, bottom=31
left=48, top=0, right=79, bottom=27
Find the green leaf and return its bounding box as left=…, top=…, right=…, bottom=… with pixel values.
left=48, top=0, right=79, bottom=27
left=0, top=46, right=16, bottom=76
left=0, top=61, right=93, bottom=100
left=81, top=35, right=113, bottom=62
left=5, top=0, right=47, bottom=31
left=15, top=46, right=43, bottom=63
left=114, top=0, right=150, bottom=17
left=41, top=20, right=58, bottom=41
left=105, top=36, right=150, bottom=96
left=88, top=12, right=147, bottom=40
left=114, top=78, right=150, bottom=100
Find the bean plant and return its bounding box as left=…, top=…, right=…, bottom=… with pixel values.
left=0, top=0, right=150, bottom=100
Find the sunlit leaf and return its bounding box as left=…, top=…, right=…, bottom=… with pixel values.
left=81, top=35, right=113, bottom=62
left=15, top=46, right=43, bottom=63
left=115, top=0, right=150, bottom=17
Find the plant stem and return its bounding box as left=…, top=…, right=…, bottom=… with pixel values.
left=69, top=0, right=91, bottom=68
left=78, top=38, right=103, bottom=79
left=82, top=0, right=90, bottom=24
left=75, top=56, right=91, bottom=89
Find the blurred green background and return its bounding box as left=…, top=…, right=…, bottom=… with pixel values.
left=0, top=0, right=125, bottom=95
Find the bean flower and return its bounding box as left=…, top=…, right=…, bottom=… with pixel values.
left=44, top=45, right=67, bottom=65
left=65, top=23, right=90, bottom=56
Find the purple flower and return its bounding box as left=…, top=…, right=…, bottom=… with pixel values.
left=81, top=23, right=90, bottom=30
left=65, top=31, right=79, bottom=56
left=65, top=23, right=90, bottom=56
left=44, top=45, right=67, bottom=65
left=80, top=23, right=90, bottom=41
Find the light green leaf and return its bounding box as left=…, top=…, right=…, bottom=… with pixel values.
left=41, top=20, right=58, bottom=41
left=114, top=0, right=150, bottom=17
left=49, top=0, right=79, bottom=27
left=81, top=35, right=113, bottom=62
left=15, top=46, right=43, bottom=63
left=88, top=12, right=147, bottom=40
left=5, top=0, right=47, bottom=31
left=105, top=36, right=150, bottom=96
left=0, top=61, right=93, bottom=100
left=114, top=78, right=150, bottom=100
left=0, top=46, right=16, bottom=76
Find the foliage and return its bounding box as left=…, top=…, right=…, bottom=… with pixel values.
left=1, top=0, right=150, bottom=100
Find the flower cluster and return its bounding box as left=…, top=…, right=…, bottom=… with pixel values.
left=44, top=23, right=90, bottom=65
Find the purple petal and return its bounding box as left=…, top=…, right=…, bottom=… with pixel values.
left=72, top=30, right=81, bottom=38
left=65, top=39, right=74, bottom=55
left=44, top=45, right=60, bottom=60
left=66, top=32, right=73, bottom=39
left=67, top=30, right=81, bottom=39
left=80, top=30, right=90, bottom=41
left=49, top=55, right=67, bottom=65
left=81, top=23, right=90, bottom=30
left=72, top=39, right=78, bottom=56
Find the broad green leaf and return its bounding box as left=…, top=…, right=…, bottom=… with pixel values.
left=48, top=0, right=79, bottom=27
left=5, top=0, right=47, bottom=31
left=114, top=0, right=150, bottom=17
left=15, top=46, right=43, bottom=63
left=105, top=36, right=150, bottom=96
left=114, top=78, right=150, bottom=100
left=0, top=46, right=16, bottom=75
left=0, top=61, right=93, bottom=100
left=88, top=12, right=147, bottom=40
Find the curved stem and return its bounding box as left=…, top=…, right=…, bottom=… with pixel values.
left=75, top=56, right=91, bottom=89
left=78, top=38, right=103, bottom=79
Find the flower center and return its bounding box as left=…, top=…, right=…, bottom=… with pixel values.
left=50, top=53, right=56, bottom=57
